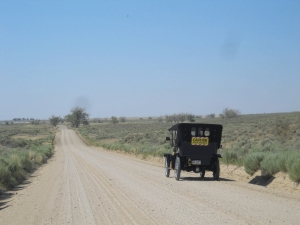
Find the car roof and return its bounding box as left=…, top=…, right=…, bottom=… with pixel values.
left=168, top=123, right=223, bottom=131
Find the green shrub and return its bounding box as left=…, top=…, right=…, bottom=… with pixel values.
left=244, top=152, right=265, bottom=175
left=243, top=151, right=300, bottom=181
left=12, top=169, right=25, bottom=184
left=34, top=154, right=44, bottom=165
left=286, top=152, right=300, bottom=183
left=248, top=146, right=262, bottom=153
left=19, top=153, right=33, bottom=172
left=0, top=124, right=54, bottom=191
left=0, top=145, right=53, bottom=191
left=0, top=162, right=11, bottom=187
left=287, top=162, right=300, bottom=183
left=8, top=155, right=21, bottom=174
left=222, top=151, right=240, bottom=165
left=260, top=154, right=281, bottom=176
left=277, top=153, right=288, bottom=173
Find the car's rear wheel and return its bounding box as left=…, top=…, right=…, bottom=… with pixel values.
left=200, top=170, right=205, bottom=178
left=165, top=157, right=170, bottom=177
left=174, top=156, right=181, bottom=181
left=213, top=159, right=220, bottom=180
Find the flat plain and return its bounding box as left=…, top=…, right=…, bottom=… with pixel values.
left=1, top=125, right=300, bottom=224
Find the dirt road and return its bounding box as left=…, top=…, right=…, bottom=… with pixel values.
left=1, top=126, right=300, bottom=224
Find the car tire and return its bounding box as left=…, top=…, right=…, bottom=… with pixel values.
left=200, top=170, right=205, bottom=178
left=165, top=157, right=170, bottom=177
left=174, top=156, right=181, bottom=181
left=213, top=159, right=220, bottom=180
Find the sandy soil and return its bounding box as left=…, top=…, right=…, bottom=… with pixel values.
left=1, top=126, right=300, bottom=224
left=144, top=156, right=300, bottom=194
left=220, top=165, right=300, bottom=194
left=115, top=154, right=300, bottom=195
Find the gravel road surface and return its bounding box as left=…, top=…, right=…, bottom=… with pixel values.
left=1, top=126, right=300, bottom=225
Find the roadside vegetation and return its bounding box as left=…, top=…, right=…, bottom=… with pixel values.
left=49, top=115, right=62, bottom=126
left=219, top=112, right=300, bottom=183
left=78, top=111, right=300, bottom=183
left=0, top=124, right=55, bottom=192
left=65, top=107, right=89, bottom=128
left=79, top=121, right=171, bottom=159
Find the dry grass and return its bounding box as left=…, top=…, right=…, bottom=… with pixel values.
left=11, top=134, right=49, bottom=140
left=0, top=123, right=55, bottom=192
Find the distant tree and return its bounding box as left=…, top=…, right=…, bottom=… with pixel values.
left=82, top=118, right=89, bottom=125
left=49, top=115, right=61, bottom=126
left=31, top=120, right=40, bottom=125
left=148, top=117, right=152, bottom=120
left=5, top=121, right=9, bottom=125
left=177, top=113, right=186, bottom=122
left=206, top=113, right=215, bottom=118
left=186, top=113, right=195, bottom=122
left=92, top=118, right=101, bottom=123
left=171, top=114, right=179, bottom=123
left=111, top=116, right=118, bottom=124
left=157, top=116, right=163, bottom=122
left=219, top=108, right=241, bottom=119
left=65, top=107, right=89, bottom=128
left=119, top=117, right=126, bottom=123
left=165, top=115, right=172, bottom=123
left=165, top=113, right=196, bottom=123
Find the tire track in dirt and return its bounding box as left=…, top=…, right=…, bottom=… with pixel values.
left=66, top=129, right=160, bottom=224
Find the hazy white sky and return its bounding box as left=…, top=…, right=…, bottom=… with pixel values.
left=1, top=1, right=300, bottom=120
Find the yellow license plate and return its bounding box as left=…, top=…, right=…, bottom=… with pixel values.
left=191, top=137, right=209, bottom=146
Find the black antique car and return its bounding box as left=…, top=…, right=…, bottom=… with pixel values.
left=164, top=123, right=223, bottom=180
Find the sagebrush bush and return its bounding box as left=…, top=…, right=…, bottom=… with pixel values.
left=260, top=154, right=281, bottom=176
left=244, top=151, right=300, bottom=182
left=286, top=152, right=300, bottom=183
left=0, top=124, right=55, bottom=191
left=277, top=153, right=288, bottom=173
left=0, top=163, right=11, bottom=188
left=34, top=154, right=44, bottom=165
left=244, top=152, right=265, bottom=175
left=19, top=152, right=33, bottom=172
left=0, top=145, right=53, bottom=191
left=222, top=151, right=241, bottom=166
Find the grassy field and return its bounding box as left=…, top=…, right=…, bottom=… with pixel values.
left=78, top=112, right=300, bottom=183
left=0, top=124, right=55, bottom=192
left=79, top=121, right=171, bottom=159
